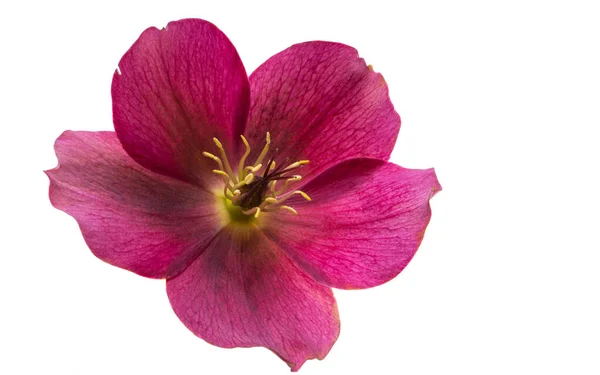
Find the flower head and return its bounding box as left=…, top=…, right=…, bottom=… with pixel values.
left=46, top=18, right=441, bottom=371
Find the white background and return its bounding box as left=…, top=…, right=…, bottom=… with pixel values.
left=1, top=0, right=599, bottom=374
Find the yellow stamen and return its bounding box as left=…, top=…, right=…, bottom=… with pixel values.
left=224, top=185, right=234, bottom=199
left=281, top=160, right=309, bottom=172
left=260, top=197, right=278, bottom=209
left=241, top=207, right=261, bottom=218
left=269, top=180, right=277, bottom=195
left=245, top=164, right=262, bottom=173
left=202, top=152, right=224, bottom=172
left=277, top=175, right=301, bottom=195
left=279, top=206, right=298, bottom=215
left=238, top=135, right=251, bottom=180
left=253, top=132, right=270, bottom=167
left=274, top=190, right=311, bottom=205
left=213, top=137, right=236, bottom=182
left=212, top=169, right=230, bottom=180
left=212, top=170, right=234, bottom=189
left=298, top=191, right=311, bottom=201
left=232, top=172, right=255, bottom=189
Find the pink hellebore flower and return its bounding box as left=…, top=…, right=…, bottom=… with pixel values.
left=46, top=18, right=441, bottom=371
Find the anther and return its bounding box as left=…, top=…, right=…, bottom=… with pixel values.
left=277, top=175, right=302, bottom=195
left=260, top=197, right=278, bottom=209
left=244, top=164, right=262, bottom=173
left=298, top=191, right=311, bottom=201
left=212, top=170, right=229, bottom=179
left=212, top=170, right=233, bottom=187
left=282, top=160, right=309, bottom=172
left=202, top=152, right=225, bottom=172
left=232, top=172, right=255, bottom=189
left=274, top=190, right=311, bottom=205
left=279, top=206, right=298, bottom=215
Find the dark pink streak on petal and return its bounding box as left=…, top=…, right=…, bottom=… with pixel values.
left=167, top=225, right=340, bottom=371
left=46, top=131, right=223, bottom=279
left=245, top=42, right=400, bottom=182
left=264, top=159, right=441, bottom=289
left=112, top=18, right=250, bottom=186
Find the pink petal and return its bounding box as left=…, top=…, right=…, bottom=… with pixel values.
left=263, top=159, right=441, bottom=289
left=245, top=42, right=400, bottom=181
left=46, top=131, right=223, bottom=279
left=112, top=18, right=249, bottom=186
left=167, top=226, right=340, bottom=371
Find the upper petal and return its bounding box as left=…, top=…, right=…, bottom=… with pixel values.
left=167, top=225, right=340, bottom=371
left=46, top=131, right=223, bottom=279
left=112, top=18, right=250, bottom=186
left=245, top=42, right=400, bottom=182
left=263, top=159, right=441, bottom=289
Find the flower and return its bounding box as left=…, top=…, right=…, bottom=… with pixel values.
left=45, top=18, right=441, bottom=371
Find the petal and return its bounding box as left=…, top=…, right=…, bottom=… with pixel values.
left=167, top=225, right=340, bottom=371
left=46, top=131, right=223, bottom=279
left=245, top=42, right=400, bottom=181
left=263, top=159, right=441, bottom=289
left=112, top=18, right=250, bottom=186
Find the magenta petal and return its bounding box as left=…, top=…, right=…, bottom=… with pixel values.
left=263, top=159, right=441, bottom=289
left=46, top=131, right=223, bottom=279
left=112, top=19, right=250, bottom=186
left=245, top=42, right=400, bottom=181
left=167, top=226, right=340, bottom=371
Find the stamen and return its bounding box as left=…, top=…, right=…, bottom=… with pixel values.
left=281, top=160, right=309, bottom=172
left=202, top=152, right=225, bottom=172
left=253, top=132, right=270, bottom=167
left=238, top=135, right=251, bottom=180
left=212, top=169, right=230, bottom=180
left=241, top=207, right=261, bottom=218
left=224, top=185, right=234, bottom=200
left=279, top=206, right=298, bottom=215
left=211, top=170, right=234, bottom=198
left=273, top=190, right=311, bottom=205
left=260, top=197, right=278, bottom=209
left=277, top=175, right=301, bottom=195
left=232, top=173, right=255, bottom=190
left=269, top=180, right=277, bottom=195
left=212, top=170, right=235, bottom=190
left=213, top=137, right=236, bottom=182
left=298, top=191, right=311, bottom=201
left=245, top=164, right=262, bottom=173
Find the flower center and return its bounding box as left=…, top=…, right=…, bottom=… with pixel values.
left=203, top=132, right=311, bottom=220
